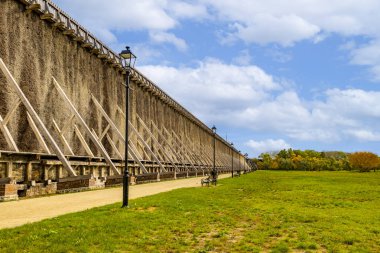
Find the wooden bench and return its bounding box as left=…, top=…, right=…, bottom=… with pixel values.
left=201, top=176, right=217, bottom=186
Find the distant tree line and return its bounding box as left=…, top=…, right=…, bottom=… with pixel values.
left=252, top=149, right=379, bottom=172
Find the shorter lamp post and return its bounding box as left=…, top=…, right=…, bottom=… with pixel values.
left=120, top=46, right=136, bottom=208
left=231, top=142, right=234, bottom=178
left=244, top=153, right=249, bottom=173
left=211, top=125, right=217, bottom=183
left=238, top=150, right=241, bottom=176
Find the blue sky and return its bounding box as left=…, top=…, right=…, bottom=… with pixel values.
left=54, top=0, right=380, bottom=157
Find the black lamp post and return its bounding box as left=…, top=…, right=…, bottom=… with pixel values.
left=120, top=46, right=136, bottom=208
left=211, top=126, right=217, bottom=182
left=231, top=142, right=234, bottom=178
left=238, top=150, right=241, bottom=176
left=244, top=153, right=249, bottom=173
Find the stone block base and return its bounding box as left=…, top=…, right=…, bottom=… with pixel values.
left=136, top=173, right=159, bottom=184
left=0, top=183, right=18, bottom=202
left=105, top=175, right=136, bottom=187
left=188, top=171, right=197, bottom=177
left=160, top=172, right=175, bottom=181
left=57, top=175, right=103, bottom=194
left=176, top=172, right=188, bottom=178
left=25, top=182, right=57, bottom=197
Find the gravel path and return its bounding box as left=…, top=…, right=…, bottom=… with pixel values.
left=0, top=175, right=230, bottom=229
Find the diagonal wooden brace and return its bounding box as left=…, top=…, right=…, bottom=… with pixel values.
left=52, top=77, right=119, bottom=175
left=27, top=112, right=51, bottom=154
left=0, top=58, right=76, bottom=176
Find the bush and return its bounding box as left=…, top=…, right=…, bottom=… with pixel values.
left=348, top=152, right=380, bottom=172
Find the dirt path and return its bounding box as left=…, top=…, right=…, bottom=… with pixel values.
left=0, top=175, right=230, bottom=229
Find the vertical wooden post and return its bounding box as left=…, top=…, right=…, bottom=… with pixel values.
left=6, top=162, right=13, bottom=178
left=56, top=166, right=63, bottom=179
left=43, top=165, right=49, bottom=181
left=25, top=162, right=32, bottom=183
left=80, top=166, right=85, bottom=175
left=99, top=167, right=104, bottom=178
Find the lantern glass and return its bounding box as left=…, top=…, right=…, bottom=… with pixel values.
left=119, top=46, right=136, bottom=68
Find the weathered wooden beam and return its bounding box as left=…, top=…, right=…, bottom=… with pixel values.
left=154, top=131, right=177, bottom=162
left=90, top=95, right=124, bottom=141
left=91, top=95, right=149, bottom=173
left=61, top=114, right=75, bottom=134
left=0, top=58, right=76, bottom=177
left=26, top=112, right=51, bottom=154
left=184, top=134, right=208, bottom=165
left=52, top=77, right=119, bottom=175
left=99, top=124, right=111, bottom=141
left=0, top=115, right=19, bottom=152
left=105, top=133, right=123, bottom=160
left=129, top=122, right=167, bottom=173
left=6, top=162, right=13, bottom=178
left=74, top=124, right=94, bottom=157
left=128, top=142, right=148, bottom=173
left=3, top=99, right=21, bottom=125
left=52, top=118, right=75, bottom=156
left=161, top=125, right=197, bottom=171
left=171, top=130, right=200, bottom=168
left=137, top=115, right=179, bottom=172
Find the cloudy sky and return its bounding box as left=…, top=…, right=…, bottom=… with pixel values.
left=54, top=0, right=380, bottom=156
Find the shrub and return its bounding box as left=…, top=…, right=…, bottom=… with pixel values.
left=348, top=152, right=380, bottom=172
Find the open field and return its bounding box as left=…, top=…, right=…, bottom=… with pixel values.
left=0, top=171, right=379, bottom=252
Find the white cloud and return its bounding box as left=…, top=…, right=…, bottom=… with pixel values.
left=246, top=139, right=291, bottom=154
left=55, top=0, right=176, bottom=32
left=202, top=0, right=380, bottom=44
left=54, top=0, right=380, bottom=80
left=149, top=31, right=188, bottom=51
left=232, top=14, right=320, bottom=47
left=346, top=130, right=380, bottom=142
left=349, top=40, right=380, bottom=81
left=140, top=60, right=380, bottom=144
left=232, top=50, right=252, bottom=65
left=168, top=2, right=209, bottom=20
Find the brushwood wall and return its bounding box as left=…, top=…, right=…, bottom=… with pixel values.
left=0, top=0, right=247, bottom=172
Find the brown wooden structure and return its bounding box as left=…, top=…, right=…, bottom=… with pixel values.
left=0, top=0, right=252, bottom=200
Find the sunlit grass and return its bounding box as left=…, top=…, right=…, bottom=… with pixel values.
left=0, top=171, right=379, bottom=252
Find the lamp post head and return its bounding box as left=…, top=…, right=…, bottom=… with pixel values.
left=211, top=125, right=217, bottom=133
left=119, top=46, right=137, bottom=68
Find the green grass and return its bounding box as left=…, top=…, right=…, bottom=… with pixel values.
left=0, top=171, right=379, bottom=252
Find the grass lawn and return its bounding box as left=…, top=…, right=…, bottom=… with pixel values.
left=0, top=171, right=379, bottom=252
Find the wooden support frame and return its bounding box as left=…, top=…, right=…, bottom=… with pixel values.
left=105, top=133, right=122, bottom=159
left=74, top=124, right=94, bottom=157
left=128, top=142, right=148, bottom=174
left=52, top=118, right=75, bottom=156
left=26, top=112, right=51, bottom=154
left=184, top=134, right=209, bottom=166
left=129, top=122, right=167, bottom=173
left=52, top=77, right=119, bottom=175
left=150, top=121, right=183, bottom=164
left=136, top=115, right=179, bottom=172
left=0, top=98, right=21, bottom=152
left=171, top=130, right=200, bottom=168
left=161, top=125, right=197, bottom=171
left=0, top=115, right=19, bottom=152
left=0, top=58, right=77, bottom=177
left=92, top=95, right=148, bottom=174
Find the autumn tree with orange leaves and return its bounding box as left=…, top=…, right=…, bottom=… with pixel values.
left=348, top=152, right=380, bottom=172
